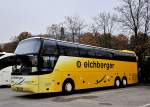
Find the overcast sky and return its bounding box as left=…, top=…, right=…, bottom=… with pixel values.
left=0, top=0, right=119, bottom=43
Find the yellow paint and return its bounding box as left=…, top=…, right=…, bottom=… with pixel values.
left=11, top=54, right=138, bottom=93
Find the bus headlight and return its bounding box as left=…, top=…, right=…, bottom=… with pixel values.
left=32, top=67, right=37, bottom=73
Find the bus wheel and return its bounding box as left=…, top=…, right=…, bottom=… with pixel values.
left=62, top=79, right=74, bottom=94
left=114, top=77, right=121, bottom=88
left=122, top=77, right=127, bottom=87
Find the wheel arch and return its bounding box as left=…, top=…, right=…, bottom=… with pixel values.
left=62, top=78, right=75, bottom=92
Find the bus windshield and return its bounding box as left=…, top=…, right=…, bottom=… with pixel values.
left=11, top=55, right=39, bottom=75
left=15, top=38, right=42, bottom=55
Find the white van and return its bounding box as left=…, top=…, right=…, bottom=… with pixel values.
left=0, top=52, right=15, bottom=86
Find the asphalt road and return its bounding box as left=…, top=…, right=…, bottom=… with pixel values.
left=0, top=84, right=150, bottom=107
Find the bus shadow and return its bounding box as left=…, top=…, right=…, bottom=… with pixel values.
left=15, top=92, right=99, bottom=103
left=15, top=84, right=138, bottom=100
left=0, top=85, right=11, bottom=88
left=15, top=92, right=63, bottom=99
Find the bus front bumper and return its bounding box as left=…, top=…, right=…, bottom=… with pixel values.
left=11, top=84, right=39, bottom=93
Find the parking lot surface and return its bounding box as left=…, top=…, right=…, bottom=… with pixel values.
left=0, top=84, right=150, bottom=107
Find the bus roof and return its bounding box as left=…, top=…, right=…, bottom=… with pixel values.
left=119, top=50, right=136, bottom=54
left=23, top=37, right=136, bottom=55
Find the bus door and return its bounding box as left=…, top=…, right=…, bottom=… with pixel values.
left=38, top=56, right=58, bottom=93
left=38, top=39, right=59, bottom=93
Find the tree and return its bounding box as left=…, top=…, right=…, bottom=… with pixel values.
left=130, top=32, right=149, bottom=63
left=116, top=0, right=150, bottom=66
left=7, top=32, right=32, bottom=52
left=112, top=34, right=129, bottom=49
left=15, top=32, right=32, bottom=42
left=144, top=37, right=150, bottom=56
left=93, top=12, right=117, bottom=48
left=2, top=41, right=18, bottom=53
left=143, top=0, right=150, bottom=36
left=99, top=33, right=112, bottom=48
left=79, top=32, right=100, bottom=46
left=116, top=0, right=145, bottom=45
left=88, top=23, right=99, bottom=36
left=47, top=24, right=60, bottom=39
left=0, top=45, right=2, bottom=52
left=94, top=12, right=117, bottom=34
left=64, top=15, right=86, bottom=42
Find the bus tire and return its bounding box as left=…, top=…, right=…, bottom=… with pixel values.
left=122, top=77, right=127, bottom=87
left=62, top=79, right=75, bottom=94
left=114, top=77, right=121, bottom=88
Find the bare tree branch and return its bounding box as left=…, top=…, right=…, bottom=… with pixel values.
left=64, top=15, right=86, bottom=42
left=93, top=12, right=117, bottom=34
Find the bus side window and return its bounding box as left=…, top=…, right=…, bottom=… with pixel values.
left=78, top=46, right=88, bottom=57
left=124, top=55, right=136, bottom=62
left=40, top=56, right=57, bottom=72
left=96, top=49, right=113, bottom=59
left=87, top=48, right=95, bottom=57
left=42, top=40, right=58, bottom=55
left=112, top=52, right=136, bottom=62
left=58, top=42, right=79, bottom=57
left=79, top=46, right=97, bottom=58
left=95, top=50, right=105, bottom=58
left=113, top=52, right=120, bottom=61
left=105, top=53, right=113, bottom=59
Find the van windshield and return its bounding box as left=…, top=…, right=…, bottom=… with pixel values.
left=0, top=54, right=4, bottom=57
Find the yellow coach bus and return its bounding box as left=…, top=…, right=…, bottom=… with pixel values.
left=11, top=37, right=138, bottom=94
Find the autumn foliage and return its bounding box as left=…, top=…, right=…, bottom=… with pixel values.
left=79, top=33, right=129, bottom=50
left=2, top=41, right=18, bottom=53
left=112, top=34, right=129, bottom=50
left=79, top=33, right=100, bottom=46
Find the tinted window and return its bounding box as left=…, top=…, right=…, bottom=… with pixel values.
left=112, top=52, right=122, bottom=61
left=39, top=56, right=57, bottom=74
left=58, top=42, right=79, bottom=56
left=87, top=47, right=95, bottom=57
left=95, top=49, right=106, bottom=58
left=42, top=40, right=58, bottom=55
left=78, top=45, right=88, bottom=57
left=123, top=54, right=136, bottom=62
left=0, top=54, right=4, bottom=57
left=78, top=46, right=96, bottom=58
left=95, top=49, right=112, bottom=59
left=113, top=52, right=136, bottom=62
